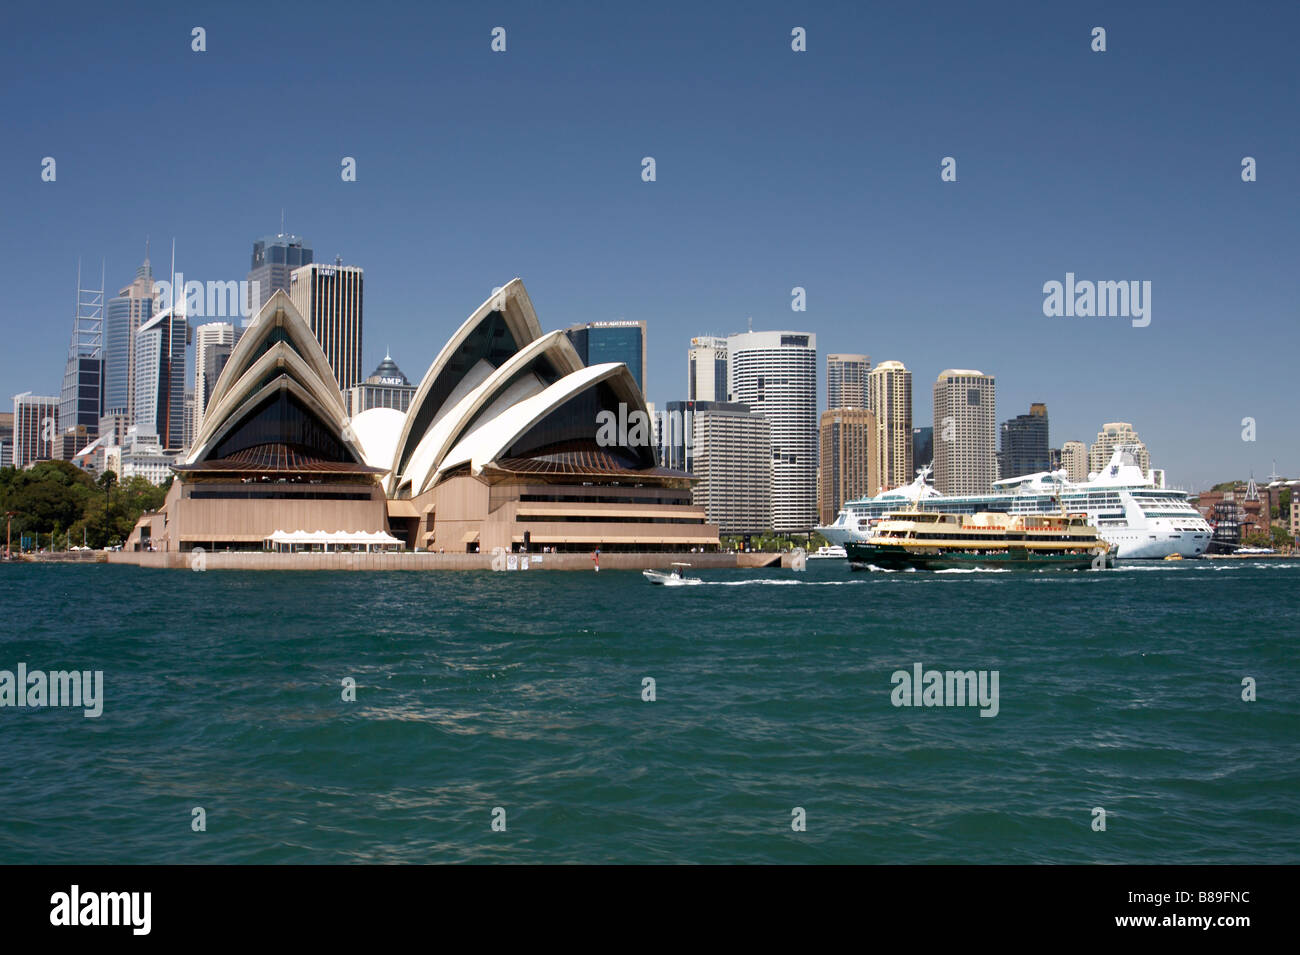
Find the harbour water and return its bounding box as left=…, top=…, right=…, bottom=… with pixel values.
left=0, top=560, right=1296, bottom=864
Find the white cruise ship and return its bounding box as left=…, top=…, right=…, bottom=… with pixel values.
left=816, top=446, right=1212, bottom=559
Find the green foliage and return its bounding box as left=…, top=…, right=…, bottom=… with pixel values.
left=0, top=464, right=168, bottom=550
left=1241, top=525, right=1294, bottom=550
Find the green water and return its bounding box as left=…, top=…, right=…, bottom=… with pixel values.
left=0, top=559, right=1295, bottom=863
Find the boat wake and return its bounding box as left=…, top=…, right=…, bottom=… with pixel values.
left=703, top=578, right=869, bottom=587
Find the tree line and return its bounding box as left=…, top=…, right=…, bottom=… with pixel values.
left=0, top=461, right=168, bottom=551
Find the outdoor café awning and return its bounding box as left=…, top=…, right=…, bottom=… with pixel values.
left=266, top=529, right=403, bottom=548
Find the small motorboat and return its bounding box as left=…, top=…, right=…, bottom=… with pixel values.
left=643, top=562, right=703, bottom=586
left=1163, top=553, right=1184, bottom=561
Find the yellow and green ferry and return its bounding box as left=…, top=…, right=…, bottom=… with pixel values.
left=846, top=509, right=1117, bottom=571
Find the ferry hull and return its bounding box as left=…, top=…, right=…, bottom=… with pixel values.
left=846, top=543, right=1107, bottom=572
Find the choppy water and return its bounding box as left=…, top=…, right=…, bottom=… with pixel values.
left=0, top=560, right=1296, bottom=863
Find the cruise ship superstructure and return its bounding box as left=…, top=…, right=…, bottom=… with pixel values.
left=816, top=446, right=1212, bottom=559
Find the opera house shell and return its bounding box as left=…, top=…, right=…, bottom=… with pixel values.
left=129, top=281, right=719, bottom=555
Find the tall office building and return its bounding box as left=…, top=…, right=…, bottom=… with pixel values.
left=687, top=336, right=728, bottom=402
left=998, top=403, right=1050, bottom=479
left=827, top=354, right=869, bottom=410
left=134, top=304, right=189, bottom=451
left=656, top=399, right=693, bottom=472
left=912, top=426, right=934, bottom=471
left=60, top=263, right=105, bottom=445
left=12, top=394, right=59, bottom=469
left=193, top=322, right=239, bottom=438
left=247, top=233, right=312, bottom=317
left=104, top=251, right=156, bottom=419
left=0, top=412, right=12, bottom=468
left=1088, top=423, right=1150, bottom=477
left=819, top=408, right=878, bottom=526
left=933, top=369, right=997, bottom=495
left=1060, top=440, right=1088, bottom=483
left=565, top=320, right=648, bottom=395
left=727, top=330, right=818, bottom=533
left=867, top=360, right=913, bottom=490
left=691, top=402, right=772, bottom=535
left=346, top=353, right=417, bottom=416
left=289, top=261, right=364, bottom=390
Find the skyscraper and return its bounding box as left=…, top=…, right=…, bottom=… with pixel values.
left=933, top=369, right=997, bottom=495
left=727, top=330, right=817, bottom=533
left=997, top=402, right=1050, bottom=479
left=0, top=412, right=12, bottom=468
left=867, top=360, right=913, bottom=490
left=565, top=320, right=648, bottom=395
left=656, top=399, right=694, bottom=472
left=346, top=353, right=417, bottom=416
left=12, top=393, right=59, bottom=469
left=1060, top=440, right=1088, bottom=483
left=289, top=261, right=364, bottom=390
left=104, top=250, right=156, bottom=419
left=827, top=354, right=869, bottom=410
left=193, top=322, right=239, bottom=438
left=690, top=402, right=772, bottom=535
left=1088, top=423, right=1150, bottom=477
left=59, top=263, right=105, bottom=445
left=912, top=426, right=934, bottom=471
left=687, top=336, right=728, bottom=402
left=247, top=233, right=312, bottom=317
left=134, top=304, right=189, bottom=452
left=819, top=408, right=878, bottom=526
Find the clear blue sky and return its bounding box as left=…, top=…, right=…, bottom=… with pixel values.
left=2, top=0, right=1296, bottom=490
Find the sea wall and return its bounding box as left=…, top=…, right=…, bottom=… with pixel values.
left=105, top=550, right=786, bottom=571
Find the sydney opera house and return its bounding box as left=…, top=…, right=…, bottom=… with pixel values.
left=128, top=280, right=719, bottom=554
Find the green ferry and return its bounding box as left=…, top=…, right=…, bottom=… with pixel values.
left=846, top=509, right=1116, bottom=571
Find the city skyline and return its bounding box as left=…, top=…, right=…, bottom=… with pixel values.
left=2, top=3, right=1297, bottom=491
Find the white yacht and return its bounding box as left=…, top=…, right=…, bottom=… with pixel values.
left=807, top=544, right=848, bottom=559
left=815, top=447, right=1212, bottom=560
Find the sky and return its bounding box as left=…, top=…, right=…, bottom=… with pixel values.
left=1, top=0, right=1296, bottom=490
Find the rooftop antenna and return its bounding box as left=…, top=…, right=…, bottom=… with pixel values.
left=280, top=208, right=285, bottom=237
left=747, top=316, right=753, bottom=333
